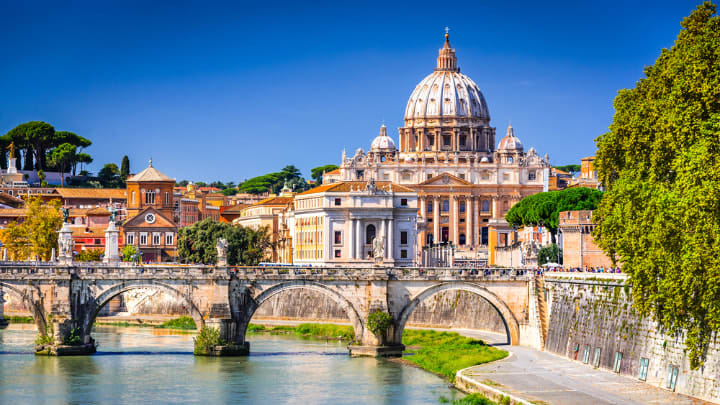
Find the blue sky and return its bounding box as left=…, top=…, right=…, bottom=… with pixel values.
left=0, top=0, right=706, bottom=182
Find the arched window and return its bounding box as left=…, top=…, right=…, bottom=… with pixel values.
left=459, top=234, right=466, bottom=245
left=366, top=224, right=376, bottom=245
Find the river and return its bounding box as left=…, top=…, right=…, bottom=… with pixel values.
left=0, top=325, right=463, bottom=404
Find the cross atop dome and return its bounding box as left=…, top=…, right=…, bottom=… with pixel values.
left=436, top=29, right=458, bottom=72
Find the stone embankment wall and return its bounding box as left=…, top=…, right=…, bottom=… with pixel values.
left=98, top=288, right=507, bottom=335
left=545, top=275, right=720, bottom=403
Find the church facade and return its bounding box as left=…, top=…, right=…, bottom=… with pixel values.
left=324, top=33, right=552, bottom=264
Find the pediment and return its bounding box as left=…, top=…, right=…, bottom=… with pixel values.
left=419, top=173, right=472, bottom=186
left=123, top=207, right=176, bottom=229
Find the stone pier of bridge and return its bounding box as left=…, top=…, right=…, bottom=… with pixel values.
left=0, top=263, right=542, bottom=357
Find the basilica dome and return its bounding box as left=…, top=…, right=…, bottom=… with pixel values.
left=370, top=123, right=397, bottom=152
left=498, top=124, right=523, bottom=151
left=404, top=33, right=490, bottom=121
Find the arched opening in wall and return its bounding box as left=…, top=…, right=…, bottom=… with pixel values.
left=395, top=283, right=520, bottom=346
left=365, top=224, right=376, bottom=245
left=247, top=282, right=364, bottom=344
left=0, top=282, right=46, bottom=333
left=82, top=281, right=204, bottom=349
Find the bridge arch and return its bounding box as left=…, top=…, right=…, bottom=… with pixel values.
left=249, top=280, right=364, bottom=341
left=82, top=280, right=205, bottom=338
left=394, top=282, right=520, bottom=345
left=0, top=281, right=47, bottom=334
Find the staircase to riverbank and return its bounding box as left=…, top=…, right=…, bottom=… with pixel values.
left=536, top=277, right=549, bottom=347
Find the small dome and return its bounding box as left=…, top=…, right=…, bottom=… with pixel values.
left=498, top=124, right=523, bottom=152
left=480, top=156, right=489, bottom=163
left=370, top=123, right=397, bottom=152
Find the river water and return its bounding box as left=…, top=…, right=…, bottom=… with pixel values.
left=0, top=325, right=462, bottom=404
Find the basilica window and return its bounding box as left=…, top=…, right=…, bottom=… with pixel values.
left=528, top=170, right=536, bottom=181
left=365, top=224, right=376, bottom=245
left=426, top=136, right=434, bottom=147
left=443, top=135, right=451, bottom=147
left=482, top=200, right=490, bottom=212
left=334, top=198, right=341, bottom=206
left=400, top=198, right=408, bottom=207
left=442, top=200, right=449, bottom=212
left=427, top=203, right=433, bottom=213
left=459, top=173, right=465, bottom=180
left=460, top=202, right=465, bottom=213
left=400, top=249, right=408, bottom=259
left=481, top=172, right=490, bottom=181
left=459, top=135, right=466, bottom=148
left=145, top=190, right=155, bottom=204
left=459, top=234, right=466, bottom=245
left=356, top=170, right=364, bottom=180
left=507, top=157, right=514, bottom=164
left=400, top=231, right=408, bottom=245
left=334, top=231, right=342, bottom=245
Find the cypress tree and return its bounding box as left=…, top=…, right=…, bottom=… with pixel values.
left=120, top=155, right=130, bottom=180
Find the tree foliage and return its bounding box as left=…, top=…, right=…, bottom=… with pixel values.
left=537, top=244, right=560, bottom=266
left=554, top=164, right=581, bottom=174
left=0, top=196, right=62, bottom=260
left=76, top=248, right=104, bottom=262
left=120, top=155, right=130, bottom=181
left=50, top=143, right=77, bottom=186
left=177, top=219, right=273, bottom=265
left=2, top=122, right=91, bottom=172
left=505, top=187, right=603, bottom=239
left=593, top=3, right=720, bottom=369
left=238, top=165, right=309, bottom=194
left=121, top=244, right=140, bottom=262
left=310, top=164, right=339, bottom=182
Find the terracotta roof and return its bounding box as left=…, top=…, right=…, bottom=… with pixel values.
left=325, top=168, right=340, bottom=175
left=72, top=228, right=107, bottom=238
left=0, top=208, right=26, bottom=216
left=86, top=207, right=111, bottom=216
left=220, top=204, right=249, bottom=213
left=298, top=181, right=414, bottom=195
left=56, top=188, right=127, bottom=199
left=127, top=163, right=174, bottom=182
left=251, top=196, right=294, bottom=206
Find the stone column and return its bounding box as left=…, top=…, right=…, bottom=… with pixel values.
left=473, top=197, right=480, bottom=246
left=350, top=219, right=355, bottom=259
left=433, top=197, right=440, bottom=243
left=420, top=197, right=427, bottom=222
left=57, top=222, right=74, bottom=264
left=356, top=219, right=363, bottom=260
left=451, top=196, right=459, bottom=244
left=387, top=219, right=394, bottom=260
left=466, top=197, right=473, bottom=246
left=103, top=222, right=120, bottom=263
left=492, top=197, right=499, bottom=219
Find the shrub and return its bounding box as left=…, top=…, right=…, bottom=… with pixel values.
left=367, top=310, right=393, bottom=341
left=63, top=327, right=83, bottom=345
left=193, top=326, right=225, bottom=355
left=157, top=316, right=197, bottom=330
left=76, top=248, right=103, bottom=262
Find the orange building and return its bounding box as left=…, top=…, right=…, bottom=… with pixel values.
left=558, top=210, right=614, bottom=269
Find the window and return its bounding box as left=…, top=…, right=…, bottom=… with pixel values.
left=426, top=174, right=432, bottom=181
left=459, top=233, right=466, bottom=245
left=334, top=198, right=341, bottom=206
left=152, top=233, right=161, bottom=245
left=582, top=346, right=590, bottom=364
left=503, top=173, right=510, bottom=182
left=165, top=232, right=174, bottom=245
left=666, top=365, right=679, bottom=391
left=165, top=192, right=170, bottom=205
left=503, top=201, right=509, bottom=212
left=356, top=170, right=364, bottom=180
left=334, top=231, right=342, bottom=245
left=139, top=233, right=148, bottom=245
left=427, top=203, right=433, bottom=213
left=592, top=348, right=601, bottom=368
left=482, top=200, right=490, bottom=212
left=613, top=352, right=623, bottom=373
left=426, top=233, right=434, bottom=245
left=480, top=172, right=490, bottom=181
left=459, top=135, right=466, bottom=147
left=443, top=135, right=451, bottom=147
left=334, top=249, right=342, bottom=258
left=507, top=156, right=514, bottom=164
left=638, top=358, right=649, bottom=381
left=528, top=170, right=536, bottom=181
left=442, top=200, right=449, bottom=212
left=94, top=238, right=101, bottom=245
left=145, top=190, right=155, bottom=204
left=400, top=198, right=408, bottom=206
left=459, top=173, right=465, bottom=180
left=131, top=191, right=136, bottom=204
left=460, top=202, right=465, bottom=213
left=400, top=231, right=408, bottom=245
left=127, top=233, right=135, bottom=245
left=365, top=224, right=376, bottom=244
left=400, top=249, right=408, bottom=258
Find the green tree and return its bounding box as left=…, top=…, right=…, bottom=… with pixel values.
left=50, top=143, right=77, bottom=187
left=554, top=164, right=581, bottom=174
left=505, top=187, right=603, bottom=242
left=76, top=248, right=104, bottom=262
left=177, top=219, right=273, bottom=265
left=76, top=153, right=93, bottom=173
left=98, top=163, right=121, bottom=187
left=593, top=3, right=720, bottom=369
left=5, top=121, right=54, bottom=170
left=537, top=244, right=560, bottom=266
left=310, top=164, right=339, bottom=183
left=121, top=244, right=140, bottom=262
left=0, top=196, right=62, bottom=260
left=120, top=155, right=130, bottom=180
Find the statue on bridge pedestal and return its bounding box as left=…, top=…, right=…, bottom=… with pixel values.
left=216, top=238, right=228, bottom=266
left=372, top=236, right=385, bottom=265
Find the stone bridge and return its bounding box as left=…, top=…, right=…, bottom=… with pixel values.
left=0, top=263, right=544, bottom=356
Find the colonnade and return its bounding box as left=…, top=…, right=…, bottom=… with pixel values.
left=418, top=194, right=500, bottom=247
left=348, top=218, right=394, bottom=260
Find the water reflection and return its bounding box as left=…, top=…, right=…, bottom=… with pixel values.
left=0, top=326, right=461, bottom=404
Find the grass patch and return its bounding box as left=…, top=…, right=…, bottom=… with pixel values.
left=402, top=330, right=508, bottom=382
left=156, top=316, right=197, bottom=330
left=439, top=393, right=497, bottom=405
left=3, top=315, right=35, bottom=323
left=95, top=321, right=154, bottom=328
left=247, top=323, right=355, bottom=341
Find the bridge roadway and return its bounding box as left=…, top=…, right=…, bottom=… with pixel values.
left=0, top=263, right=543, bottom=356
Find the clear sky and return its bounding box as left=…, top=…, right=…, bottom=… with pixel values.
left=0, top=0, right=706, bottom=182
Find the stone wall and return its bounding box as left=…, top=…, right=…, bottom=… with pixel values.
left=545, top=277, right=720, bottom=402
left=112, top=288, right=507, bottom=335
